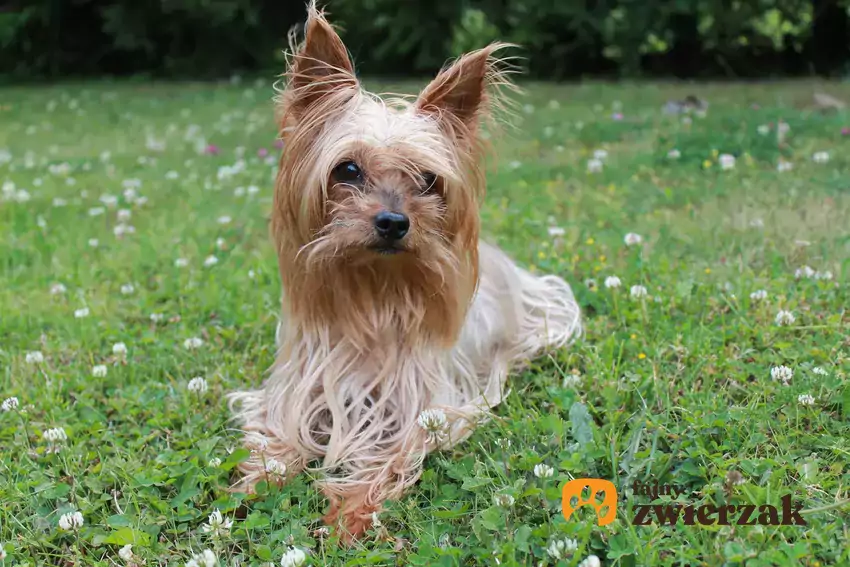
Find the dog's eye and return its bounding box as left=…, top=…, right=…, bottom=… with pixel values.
left=332, top=161, right=363, bottom=183
left=421, top=172, right=437, bottom=192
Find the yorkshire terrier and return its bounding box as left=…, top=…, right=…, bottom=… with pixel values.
left=229, top=2, right=581, bottom=542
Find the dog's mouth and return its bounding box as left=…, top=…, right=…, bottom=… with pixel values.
left=369, top=244, right=406, bottom=256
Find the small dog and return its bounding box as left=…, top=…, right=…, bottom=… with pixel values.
left=229, top=2, right=581, bottom=541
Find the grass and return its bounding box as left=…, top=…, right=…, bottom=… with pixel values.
left=1, top=78, right=849, bottom=567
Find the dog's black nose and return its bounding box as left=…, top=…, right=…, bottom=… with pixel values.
left=374, top=211, right=410, bottom=241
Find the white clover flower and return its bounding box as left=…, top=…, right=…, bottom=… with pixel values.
left=175, top=258, right=189, bottom=268
left=719, top=154, right=735, bottom=170
left=776, top=160, right=793, bottom=173
left=508, top=160, right=522, bottom=170
left=667, top=149, right=681, bottom=159
left=586, top=158, right=603, bottom=173
left=120, top=284, right=135, bottom=295
left=547, top=538, right=578, bottom=559
left=578, top=555, right=602, bottom=567
left=630, top=285, right=648, bottom=299
left=43, top=427, right=68, bottom=443
left=749, top=218, right=764, bottom=228
left=74, top=307, right=90, bottom=318
left=25, top=351, right=44, bottom=364
left=215, top=238, right=225, bottom=250
left=52, top=197, right=67, bottom=207
left=247, top=185, right=260, bottom=196
left=145, top=135, right=166, bottom=152
left=548, top=226, right=565, bottom=237
left=118, top=544, right=135, bottom=562
left=14, top=190, right=31, bottom=202
left=100, top=194, right=118, bottom=207
left=775, top=310, right=796, bottom=326
left=217, top=216, right=232, bottom=225
left=749, top=290, right=768, bottom=301
left=604, top=276, right=621, bottom=289
left=113, top=342, right=128, bottom=356
left=280, top=547, right=306, bottom=567
left=201, top=509, right=232, bottom=537
left=757, top=124, right=770, bottom=135
left=814, top=270, right=833, bottom=281
left=533, top=463, right=555, bottom=478
left=92, top=365, right=108, bottom=378
left=593, top=149, right=608, bottom=160
left=188, top=377, right=208, bottom=394
left=185, top=549, right=217, bottom=567
left=58, top=511, right=84, bottom=531
left=493, top=493, right=515, bottom=507
left=203, top=255, right=219, bottom=267
left=812, top=367, right=828, bottom=376
left=797, top=394, right=815, bottom=406
left=117, top=209, right=132, bottom=222
left=88, top=238, right=99, bottom=248
left=812, top=151, right=829, bottom=164
left=166, top=170, right=180, bottom=180
left=208, top=457, right=222, bottom=468
left=50, top=283, right=67, bottom=295
left=2, top=397, right=20, bottom=412
left=264, top=458, right=286, bottom=476
left=417, top=408, right=448, bottom=444
left=562, top=373, right=582, bottom=388
left=623, top=232, right=642, bottom=246
left=247, top=270, right=257, bottom=280
left=150, top=313, right=164, bottom=323
left=114, top=224, right=135, bottom=237
left=184, top=337, right=204, bottom=350
left=771, top=365, right=793, bottom=385
left=795, top=266, right=815, bottom=279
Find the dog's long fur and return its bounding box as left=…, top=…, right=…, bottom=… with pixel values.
left=228, top=2, right=581, bottom=541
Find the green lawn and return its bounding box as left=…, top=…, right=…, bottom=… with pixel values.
left=1, top=79, right=848, bottom=567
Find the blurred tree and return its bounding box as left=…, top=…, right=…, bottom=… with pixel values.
left=807, top=0, right=849, bottom=74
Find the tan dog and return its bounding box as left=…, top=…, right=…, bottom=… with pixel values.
left=229, top=2, right=581, bottom=542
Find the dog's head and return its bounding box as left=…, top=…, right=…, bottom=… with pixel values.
left=272, top=2, right=512, bottom=342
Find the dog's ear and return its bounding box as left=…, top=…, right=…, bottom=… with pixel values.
left=415, top=43, right=512, bottom=132
left=287, top=2, right=358, bottom=112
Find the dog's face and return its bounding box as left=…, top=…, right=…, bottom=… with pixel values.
left=289, top=94, right=465, bottom=263
left=272, top=4, right=509, bottom=341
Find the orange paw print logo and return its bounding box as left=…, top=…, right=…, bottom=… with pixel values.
left=562, top=478, right=618, bottom=526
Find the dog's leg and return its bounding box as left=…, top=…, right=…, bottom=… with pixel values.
left=227, top=389, right=307, bottom=493
left=318, top=447, right=423, bottom=544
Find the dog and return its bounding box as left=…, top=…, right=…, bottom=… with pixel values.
left=228, top=2, right=582, bottom=542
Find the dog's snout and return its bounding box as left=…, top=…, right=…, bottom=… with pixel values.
left=374, top=211, right=410, bottom=241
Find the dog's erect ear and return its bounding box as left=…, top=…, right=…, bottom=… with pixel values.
left=287, top=2, right=357, bottom=112
left=415, top=43, right=512, bottom=131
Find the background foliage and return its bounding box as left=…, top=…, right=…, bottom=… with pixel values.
left=1, top=0, right=850, bottom=80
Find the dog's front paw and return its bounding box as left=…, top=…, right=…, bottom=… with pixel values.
left=323, top=496, right=380, bottom=544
